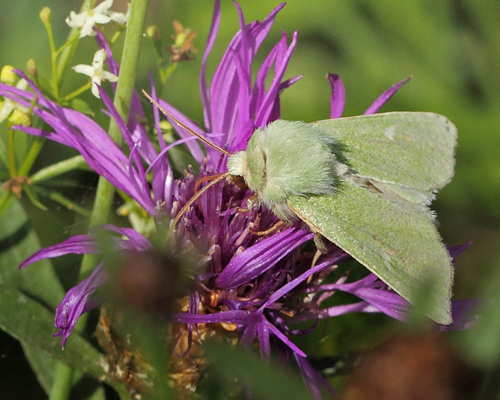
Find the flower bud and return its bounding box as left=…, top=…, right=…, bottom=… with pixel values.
left=1, top=65, right=16, bottom=84
left=21, top=113, right=31, bottom=127
left=40, top=7, right=52, bottom=23
left=146, top=25, right=160, bottom=42
left=27, top=59, right=37, bottom=78
left=8, top=109, right=25, bottom=125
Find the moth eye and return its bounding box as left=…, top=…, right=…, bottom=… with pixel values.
left=232, top=175, right=248, bottom=190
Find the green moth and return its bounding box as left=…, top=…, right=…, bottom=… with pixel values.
left=228, top=113, right=456, bottom=325
left=143, top=92, right=457, bottom=325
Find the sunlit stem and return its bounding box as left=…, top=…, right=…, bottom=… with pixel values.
left=80, top=0, right=150, bottom=279
left=110, top=26, right=126, bottom=45
left=160, top=63, right=178, bottom=85
left=6, top=122, right=16, bottom=177
left=30, top=155, right=88, bottom=183
left=32, top=186, right=92, bottom=217
left=54, top=33, right=79, bottom=58
left=18, top=136, right=45, bottom=177
left=62, top=82, right=92, bottom=103
left=0, top=191, right=14, bottom=218
left=23, top=185, right=47, bottom=211
left=41, top=10, right=59, bottom=100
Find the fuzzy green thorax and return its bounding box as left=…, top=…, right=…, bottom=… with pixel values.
left=227, top=119, right=346, bottom=220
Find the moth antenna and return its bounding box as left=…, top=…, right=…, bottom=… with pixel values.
left=142, top=90, right=232, bottom=157
left=168, top=172, right=231, bottom=236
left=195, top=172, right=227, bottom=210
left=195, top=173, right=225, bottom=193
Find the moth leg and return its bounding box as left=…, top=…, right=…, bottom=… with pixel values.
left=307, top=248, right=323, bottom=283
left=249, top=220, right=285, bottom=236
left=313, top=233, right=328, bottom=254
left=246, top=193, right=259, bottom=210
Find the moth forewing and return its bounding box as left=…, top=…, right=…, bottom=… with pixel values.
left=288, top=182, right=453, bottom=325
left=311, top=112, right=457, bottom=194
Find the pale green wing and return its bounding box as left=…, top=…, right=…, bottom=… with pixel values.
left=288, top=181, right=453, bottom=324
left=312, top=112, right=457, bottom=201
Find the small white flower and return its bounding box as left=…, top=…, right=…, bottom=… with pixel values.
left=0, top=79, right=29, bottom=123
left=73, top=49, right=118, bottom=98
left=108, top=3, right=130, bottom=25
left=66, top=0, right=128, bottom=38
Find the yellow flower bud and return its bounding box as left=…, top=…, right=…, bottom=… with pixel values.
left=21, top=113, right=31, bottom=127
left=1, top=65, right=17, bottom=84
left=8, top=109, right=25, bottom=125
left=160, top=120, right=172, bottom=131
left=146, top=25, right=161, bottom=42
left=174, top=32, right=188, bottom=48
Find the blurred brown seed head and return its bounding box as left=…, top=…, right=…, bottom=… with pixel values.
left=112, top=250, right=194, bottom=316
left=344, top=333, right=481, bottom=400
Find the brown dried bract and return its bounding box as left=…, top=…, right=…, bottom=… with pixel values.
left=166, top=20, right=197, bottom=63
left=2, top=176, right=31, bottom=198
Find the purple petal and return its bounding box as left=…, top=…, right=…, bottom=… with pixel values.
left=54, top=264, right=107, bottom=348
left=448, top=242, right=472, bottom=264
left=19, top=235, right=98, bottom=269
left=441, top=299, right=480, bottom=331
left=265, top=320, right=306, bottom=357
left=260, top=252, right=344, bottom=311
left=295, top=354, right=338, bottom=400
left=254, top=30, right=299, bottom=129
left=216, top=228, right=313, bottom=288
left=364, top=76, right=412, bottom=115
left=200, top=0, right=221, bottom=131
left=156, top=99, right=205, bottom=164
left=328, top=73, right=345, bottom=119
left=96, top=224, right=153, bottom=251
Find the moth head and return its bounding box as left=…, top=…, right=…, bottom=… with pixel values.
left=227, top=151, right=252, bottom=189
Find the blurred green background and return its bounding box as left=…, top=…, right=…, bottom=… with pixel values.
left=1, top=0, right=499, bottom=398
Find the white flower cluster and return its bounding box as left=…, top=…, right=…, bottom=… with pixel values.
left=73, top=49, right=118, bottom=98
left=66, top=0, right=129, bottom=38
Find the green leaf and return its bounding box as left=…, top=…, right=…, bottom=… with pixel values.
left=0, top=285, right=128, bottom=398
left=70, top=98, right=95, bottom=116
left=0, top=191, right=64, bottom=308
left=0, top=285, right=104, bottom=377
left=0, top=190, right=68, bottom=392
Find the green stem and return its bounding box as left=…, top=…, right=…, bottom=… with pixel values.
left=42, top=11, right=59, bottom=100
left=80, top=0, right=150, bottom=279
left=48, top=363, right=74, bottom=400
left=61, top=82, right=92, bottom=103
left=161, top=62, right=179, bottom=85
left=17, top=136, right=45, bottom=177
left=30, top=155, right=88, bottom=183
left=0, top=191, right=14, bottom=219
left=6, top=125, right=16, bottom=176
left=32, top=186, right=92, bottom=217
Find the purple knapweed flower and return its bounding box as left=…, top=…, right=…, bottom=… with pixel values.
left=2, top=1, right=474, bottom=397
